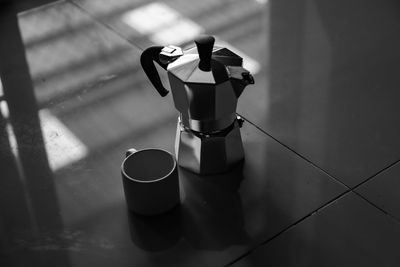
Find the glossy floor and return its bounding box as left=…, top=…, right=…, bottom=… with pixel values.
left=0, top=0, right=400, bottom=266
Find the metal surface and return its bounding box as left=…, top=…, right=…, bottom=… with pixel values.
left=144, top=40, right=254, bottom=132
left=141, top=35, right=254, bottom=174
left=175, top=116, right=245, bottom=175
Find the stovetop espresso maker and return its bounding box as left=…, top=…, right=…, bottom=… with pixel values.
left=141, top=35, right=254, bottom=174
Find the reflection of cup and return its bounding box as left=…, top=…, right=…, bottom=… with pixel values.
left=127, top=207, right=182, bottom=251
left=121, top=148, right=180, bottom=215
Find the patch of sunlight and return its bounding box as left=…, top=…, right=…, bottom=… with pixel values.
left=39, top=109, right=88, bottom=171
left=152, top=18, right=203, bottom=45
left=5, top=123, right=19, bottom=160
left=0, top=79, right=3, bottom=97
left=121, top=2, right=203, bottom=45
left=0, top=100, right=19, bottom=159
left=121, top=2, right=260, bottom=74
left=254, top=0, right=268, bottom=4
left=0, top=81, right=87, bottom=171
left=0, top=101, right=9, bottom=119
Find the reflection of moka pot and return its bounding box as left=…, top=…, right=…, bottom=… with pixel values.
left=140, top=35, right=254, bottom=175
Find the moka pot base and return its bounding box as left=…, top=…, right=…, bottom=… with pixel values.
left=175, top=116, right=245, bottom=175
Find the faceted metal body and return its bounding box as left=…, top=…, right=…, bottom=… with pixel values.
left=168, top=72, right=238, bottom=133
left=163, top=45, right=253, bottom=175
left=175, top=117, right=245, bottom=175
left=140, top=38, right=254, bottom=175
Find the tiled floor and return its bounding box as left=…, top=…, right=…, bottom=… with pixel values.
left=231, top=193, right=400, bottom=267
left=1, top=0, right=400, bottom=266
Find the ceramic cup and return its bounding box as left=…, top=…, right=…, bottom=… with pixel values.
left=121, top=148, right=180, bottom=215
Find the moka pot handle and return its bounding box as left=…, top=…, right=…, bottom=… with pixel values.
left=140, top=46, right=169, bottom=97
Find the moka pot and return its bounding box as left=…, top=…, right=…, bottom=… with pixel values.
left=140, top=35, right=254, bottom=174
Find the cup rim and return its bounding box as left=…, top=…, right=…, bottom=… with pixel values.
left=121, top=148, right=177, bottom=183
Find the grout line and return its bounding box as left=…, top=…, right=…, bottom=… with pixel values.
left=226, top=189, right=351, bottom=266
left=239, top=113, right=400, bottom=198
left=349, top=159, right=400, bottom=224
left=353, top=191, right=400, bottom=223
left=237, top=113, right=351, bottom=190
left=227, top=187, right=400, bottom=266
left=18, top=0, right=66, bottom=15
left=67, top=0, right=145, bottom=51
left=228, top=116, right=400, bottom=266
left=350, top=159, right=400, bottom=191
left=227, top=181, right=400, bottom=266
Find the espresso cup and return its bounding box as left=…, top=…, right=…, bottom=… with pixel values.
left=121, top=148, right=180, bottom=215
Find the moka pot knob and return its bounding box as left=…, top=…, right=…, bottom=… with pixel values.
left=194, top=35, right=215, bottom=71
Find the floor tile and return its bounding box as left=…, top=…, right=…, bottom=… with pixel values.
left=2, top=0, right=398, bottom=266
left=238, top=0, right=400, bottom=187
left=1, top=72, right=346, bottom=267
left=231, top=192, right=400, bottom=267
left=0, top=113, right=346, bottom=266
left=356, top=161, right=400, bottom=221
left=37, top=120, right=345, bottom=267
left=71, top=0, right=263, bottom=48
left=1, top=1, right=345, bottom=266
left=72, top=0, right=400, bottom=189
left=18, top=0, right=143, bottom=107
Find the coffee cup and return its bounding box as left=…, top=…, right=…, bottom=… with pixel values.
left=121, top=148, right=180, bottom=215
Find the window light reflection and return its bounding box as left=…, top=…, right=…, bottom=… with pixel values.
left=0, top=78, right=3, bottom=97
left=121, top=2, right=260, bottom=74
left=39, top=109, right=88, bottom=171
left=121, top=2, right=203, bottom=45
